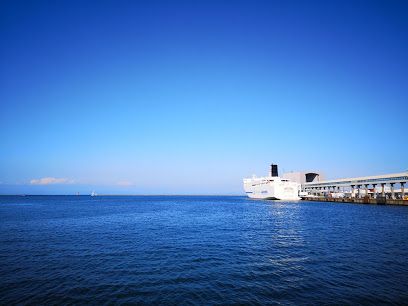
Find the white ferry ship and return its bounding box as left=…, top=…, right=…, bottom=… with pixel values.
left=243, top=164, right=301, bottom=200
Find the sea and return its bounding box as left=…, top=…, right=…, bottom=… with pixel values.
left=1, top=195, right=408, bottom=305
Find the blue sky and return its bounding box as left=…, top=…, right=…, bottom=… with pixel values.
left=1, top=0, right=407, bottom=194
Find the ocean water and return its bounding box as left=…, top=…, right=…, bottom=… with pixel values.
left=1, top=196, right=408, bottom=305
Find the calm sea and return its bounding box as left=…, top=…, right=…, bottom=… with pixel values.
left=1, top=196, right=408, bottom=305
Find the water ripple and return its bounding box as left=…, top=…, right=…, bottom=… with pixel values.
left=1, top=196, right=408, bottom=304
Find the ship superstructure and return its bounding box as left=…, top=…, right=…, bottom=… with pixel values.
left=243, top=164, right=301, bottom=200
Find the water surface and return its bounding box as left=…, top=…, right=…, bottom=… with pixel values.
left=1, top=196, right=407, bottom=304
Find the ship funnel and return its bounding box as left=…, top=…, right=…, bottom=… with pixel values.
left=270, top=164, right=278, bottom=177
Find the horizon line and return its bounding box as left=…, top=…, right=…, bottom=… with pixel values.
left=0, top=194, right=245, bottom=197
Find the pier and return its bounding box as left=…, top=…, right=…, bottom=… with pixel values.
left=302, top=171, right=408, bottom=205
left=302, top=196, right=408, bottom=206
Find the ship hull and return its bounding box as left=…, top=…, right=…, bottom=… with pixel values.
left=243, top=177, right=300, bottom=201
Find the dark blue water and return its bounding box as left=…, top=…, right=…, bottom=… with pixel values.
left=1, top=196, right=408, bottom=305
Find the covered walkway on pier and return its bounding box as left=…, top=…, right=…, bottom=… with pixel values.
left=303, top=171, right=408, bottom=200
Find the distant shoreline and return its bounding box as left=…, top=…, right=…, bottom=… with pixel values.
left=0, top=194, right=244, bottom=197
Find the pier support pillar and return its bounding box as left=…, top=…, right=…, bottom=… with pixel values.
left=390, top=183, right=395, bottom=199
left=351, top=185, right=355, bottom=198
left=381, top=183, right=385, bottom=197
left=364, top=184, right=369, bottom=197
left=357, top=185, right=361, bottom=199
left=372, top=184, right=377, bottom=199
left=401, top=183, right=405, bottom=199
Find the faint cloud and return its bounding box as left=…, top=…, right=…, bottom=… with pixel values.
left=116, top=180, right=134, bottom=187
left=30, top=177, right=74, bottom=185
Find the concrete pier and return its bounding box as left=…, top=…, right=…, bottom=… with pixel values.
left=302, top=196, right=408, bottom=206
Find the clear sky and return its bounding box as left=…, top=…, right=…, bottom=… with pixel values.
left=1, top=0, right=407, bottom=195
